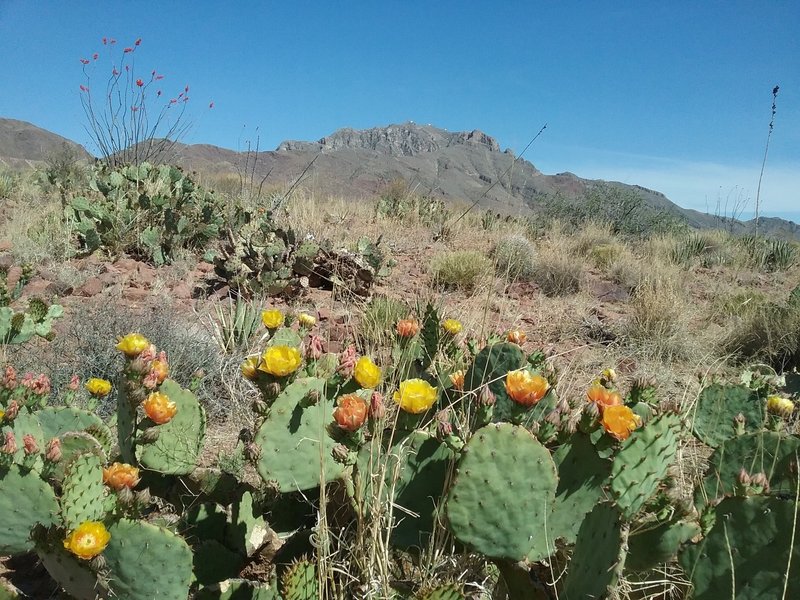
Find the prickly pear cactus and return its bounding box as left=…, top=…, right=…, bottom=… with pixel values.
left=563, top=503, right=625, bottom=600
left=196, top=579, right=281, bottom=600
left=60, top=452, right=109, bottom=530
left=610, top=413, right=680, bottom=519
left=103, top=519, right=194, bottom=600
left=626, top=518, right=700, bottom=572
left=254, top=377, right=345, bottom=492
left=0, top=465, right=59, bottom=553
left=136, top=379, right=206, bottom=475
left=281, top=557, right=319, bottom=600
left=697, top=431, right=800, bottom=505
left=415, top=583, right=465, bottom=600
left=550, top=433, right=611, bottom=544
left=445, top=423, right=557, bottom=561
left=36, top=544, right=108, bottom=600
left=680, top=496, right=800, bottom=599
left=464, top=342, right=526, bottom=421
left=692, top=384, right=765, bottom=447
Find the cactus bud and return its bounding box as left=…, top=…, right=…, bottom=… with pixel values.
left=90, top=554, right=107, bottom=571
left=478, top=386, right=496, bottom=407
left=544, top=409, right=562, bottom=428
left=117, top=487, right=135, bottom=505
left=4, top=400, right=19, bottom=420
left=22, top=434, right=38, bottom=455
left=306, top=334, right=324, bottom=361
left=369, top=391, right=385, bottom=420
left=135, top=488, right=152, bottom=506
left=45, top=438, right=62, bottom=462
left=750, top=472, right=770, bottom=494
left=733, top=413, right=746, bottom=436
left=140, top=427, right=160, bottom=443
left=261, top=382, right=281, bottom=400
left=1, top=431, right=17, bottom=454
left=302, top=389, right=321, bottom=407
left=583, top=400, right=600, bottom=420
left=738, top=468, right=751, bottom=486
left=252, top=399, right=269, bottom=414
left=331, top=443, right=350, bottom=464
left=436, top=410, right=453, bottom=439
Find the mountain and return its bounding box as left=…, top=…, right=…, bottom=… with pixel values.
left=1, top=117, right=797, bottom=238
left=0, top=118, right=91, bottom=168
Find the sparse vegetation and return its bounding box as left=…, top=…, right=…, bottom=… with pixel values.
left=492, top=233, right=535, bottom=281
left=429, top=249, right=491, bottom=291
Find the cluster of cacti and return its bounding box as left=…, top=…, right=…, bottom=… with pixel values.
left=4, top=298, right=799, bottom=599
left=0, top=262, right=63, bottom=344
left=67, top=161, right=224, bottom=265
left=208, top=204, right=391, bottom=299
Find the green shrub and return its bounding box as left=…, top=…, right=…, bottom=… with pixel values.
left=492, top=234, right=535, bottom=281
left=738, top=235, right=796, bottom=272
left=588, top=243, right=622, bottom=269
left=360, top=296, right=410, bottom=348
left=0, top=172, right=16, bottom=200
left=430, top=250, right=491, bottom=292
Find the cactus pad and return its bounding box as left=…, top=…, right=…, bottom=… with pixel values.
left=692, top=384, right=764, bottom=448
left=550, top=433, right=611, bottom=544
left=626, top=518, right=700, bottom=572
left=563, top=503, right=624, bottom=600
left=136, top=379, right=206, bottom=475
left=196, top=579, right=281, bottom=600
left=254, top=377, right=344, bottom=492
left=0, top=465, right=59, bottom=553
left=464, top=342, right=526, bottom=421
left=445, top=423, right=557, bottom=561
left=610, top=413, right=680, bottom=519
left=104, top=518, right=193, bottom=600
left=680, top=496, right=800, bottom=599
left=698, top=431, right=800, bottom=505
left=60, top=452, right=108, bottom=530
left=36, top=544, right=107, bottom=600
left=416, top=583, right=465, bottom=600
left=281, top=557, right=319, bottom=600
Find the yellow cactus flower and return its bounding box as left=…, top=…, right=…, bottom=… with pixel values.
left=85, top=378, right=112, bottom=397
left=298, top=313, right=316, bottom=328
left=354, top=356, right=382, bottom=389
left=241, top=356, right=260, bottom=380
left=0, top=409, right=4, bottom=421
left=393, top=379, right=438, bottom=414
left=505, top=370, right=550, bottom=407
left=102, top=462, right=140, bottom=490
left=261, top=309, right=284, bottom=330
left=449, top=370, right=465, bottom=391
left=142, top=392, right=177, bottom=425
left=116, top=333, right=150, bottom=357
left=601, top=404, right=642, bottom=441
left=441, top=319, right=463, bottom=336
left=601, top=368, right=617, bottom=383
left=259, top=345, right=302, bottom=377
left=63, top=521, right=111, bottom=560
left=767, top=395, right=795, bottom=418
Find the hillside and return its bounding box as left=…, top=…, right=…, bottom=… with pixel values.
left=1, top=117, right=797, bottom=238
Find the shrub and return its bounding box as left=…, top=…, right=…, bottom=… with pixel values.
left=430, top=250, right=491, bottom=292
left=535, top=248, right=582, bottom=296
left=624, top=276, right=690, bottom=361
left=492, top=234, right=535, bottom=281
left=0, top=171, right=17, bottom=200
left=738, top=235, right=796, bottom=272
left=360, top=295, right=410, bottom=349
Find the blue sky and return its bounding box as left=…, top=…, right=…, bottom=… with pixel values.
left=1, top=1, right=798, bottom=220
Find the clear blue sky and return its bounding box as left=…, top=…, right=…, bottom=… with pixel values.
left=1, top=1, right=798, bottom=220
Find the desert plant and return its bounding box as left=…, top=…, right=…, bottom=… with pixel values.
left=429, top=250, right=491, bottom=292
left=0, top=171, right=17, bottom=200
left=739, top=234, right=796, bottom=271
left=492, top=234, right=535, bottom=281
left=534, top=247, right=582, bottom=296
left=624, top=275, right=690, bottom=361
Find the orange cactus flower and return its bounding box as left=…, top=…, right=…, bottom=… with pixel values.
left=505, top=370, right=550, bottom=407
left=449, top=370, right=465, bottom=391
left=142, top=392, right=177, bottom=425
left=116, top=333, right=150, bottom=357
left=586, top=384, right=622, bottom=413
left=63, top=521, right=111, bottom=560
left=396, top=318, right=421, bottom=338
left=506, top=329, right=526, bottom=345
left=601, top=404, right=642, bottom=441
left=102, top=462, right=140, bottom=490
left=333, top=394, right=369, bottom=431
left=149, top=360, right=169, bottom=384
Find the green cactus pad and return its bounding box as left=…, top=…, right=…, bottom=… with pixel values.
left=183, top=502, right=228, bottom=544
left=2, top=408, right=44, bottom=464
left=136, top=379, right=206, bottom=475
left=445, top=423, right=557, bottom=562
left=37, top=406, right=105, bottom=440
left=104, top=518, right=194, bottom=600
left=196, top=579, right=281, bottom=600
left=36, top=544, right=107, bottom=600
left=48, top=432, right=106, bottom=483
left=679, top=496, right=800, bottom=599
left=610, top=413, right=680, bottom=519
left=356, top=431, right=455, bottom=551
left=226, top=491, right=271, bottom=557
left=550, top=433, right=612, bottom=544
left=0, top=465, right=59, bottom=553
left=692, top=384, right=765, bottom=448
left=563, top=503, right=624, bottom=600
left=254, top=377, right=344, bottom=492
left=268, top=327, right=302, bottom=348
left=61, top=452, right=108, bottom=530
left=626, top=518, right=700, bottom=572
left=698, top=431, right=800, bottom=505
left=464, top=342, right=525, bottom=420
left=416, top=583, right=465, bottom=600
left=281, top=557, right=319, bottom=600
left=116, top=377, right=137, bottom=465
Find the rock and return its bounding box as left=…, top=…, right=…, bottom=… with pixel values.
left=122, top=287, right=150, bottom=302
left=77, top=277, right=104, bottom=297
left=195, top=261, right=215, bottom=274
left=0, top=240, right=12, bottom=252
left=172, top=283, right=192, bottom=299
left=587, top=280, right=630, bottom=303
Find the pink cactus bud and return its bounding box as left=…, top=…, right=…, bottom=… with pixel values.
left=306, top=335, right=324, bottom=361
left=22, top=434, right=38, bottom=455
left=1, top=432, right=17, bottom=454
left=2, top=365, right=16, bottom=389
left=68, top=374, right=80, bottom=391
left=5, top=400, right=19, bottom=420
left=45, top=438, right=62, bottom=462
left=369, top=391, right=385, bottom=420
left=337, top=346, right=357, bottom=378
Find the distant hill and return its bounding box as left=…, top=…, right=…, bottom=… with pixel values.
left=0, top=118, right=90, bottom=168
left=1, top=117, right=797, bottom=238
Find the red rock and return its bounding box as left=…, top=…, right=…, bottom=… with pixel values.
left=172, top=283, right=192, bottom=299
left=195, top=261, right=215, bottom=274
left=122, top=287, right=150, bottom=302
left=77, top=277, right=104, bottom=297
